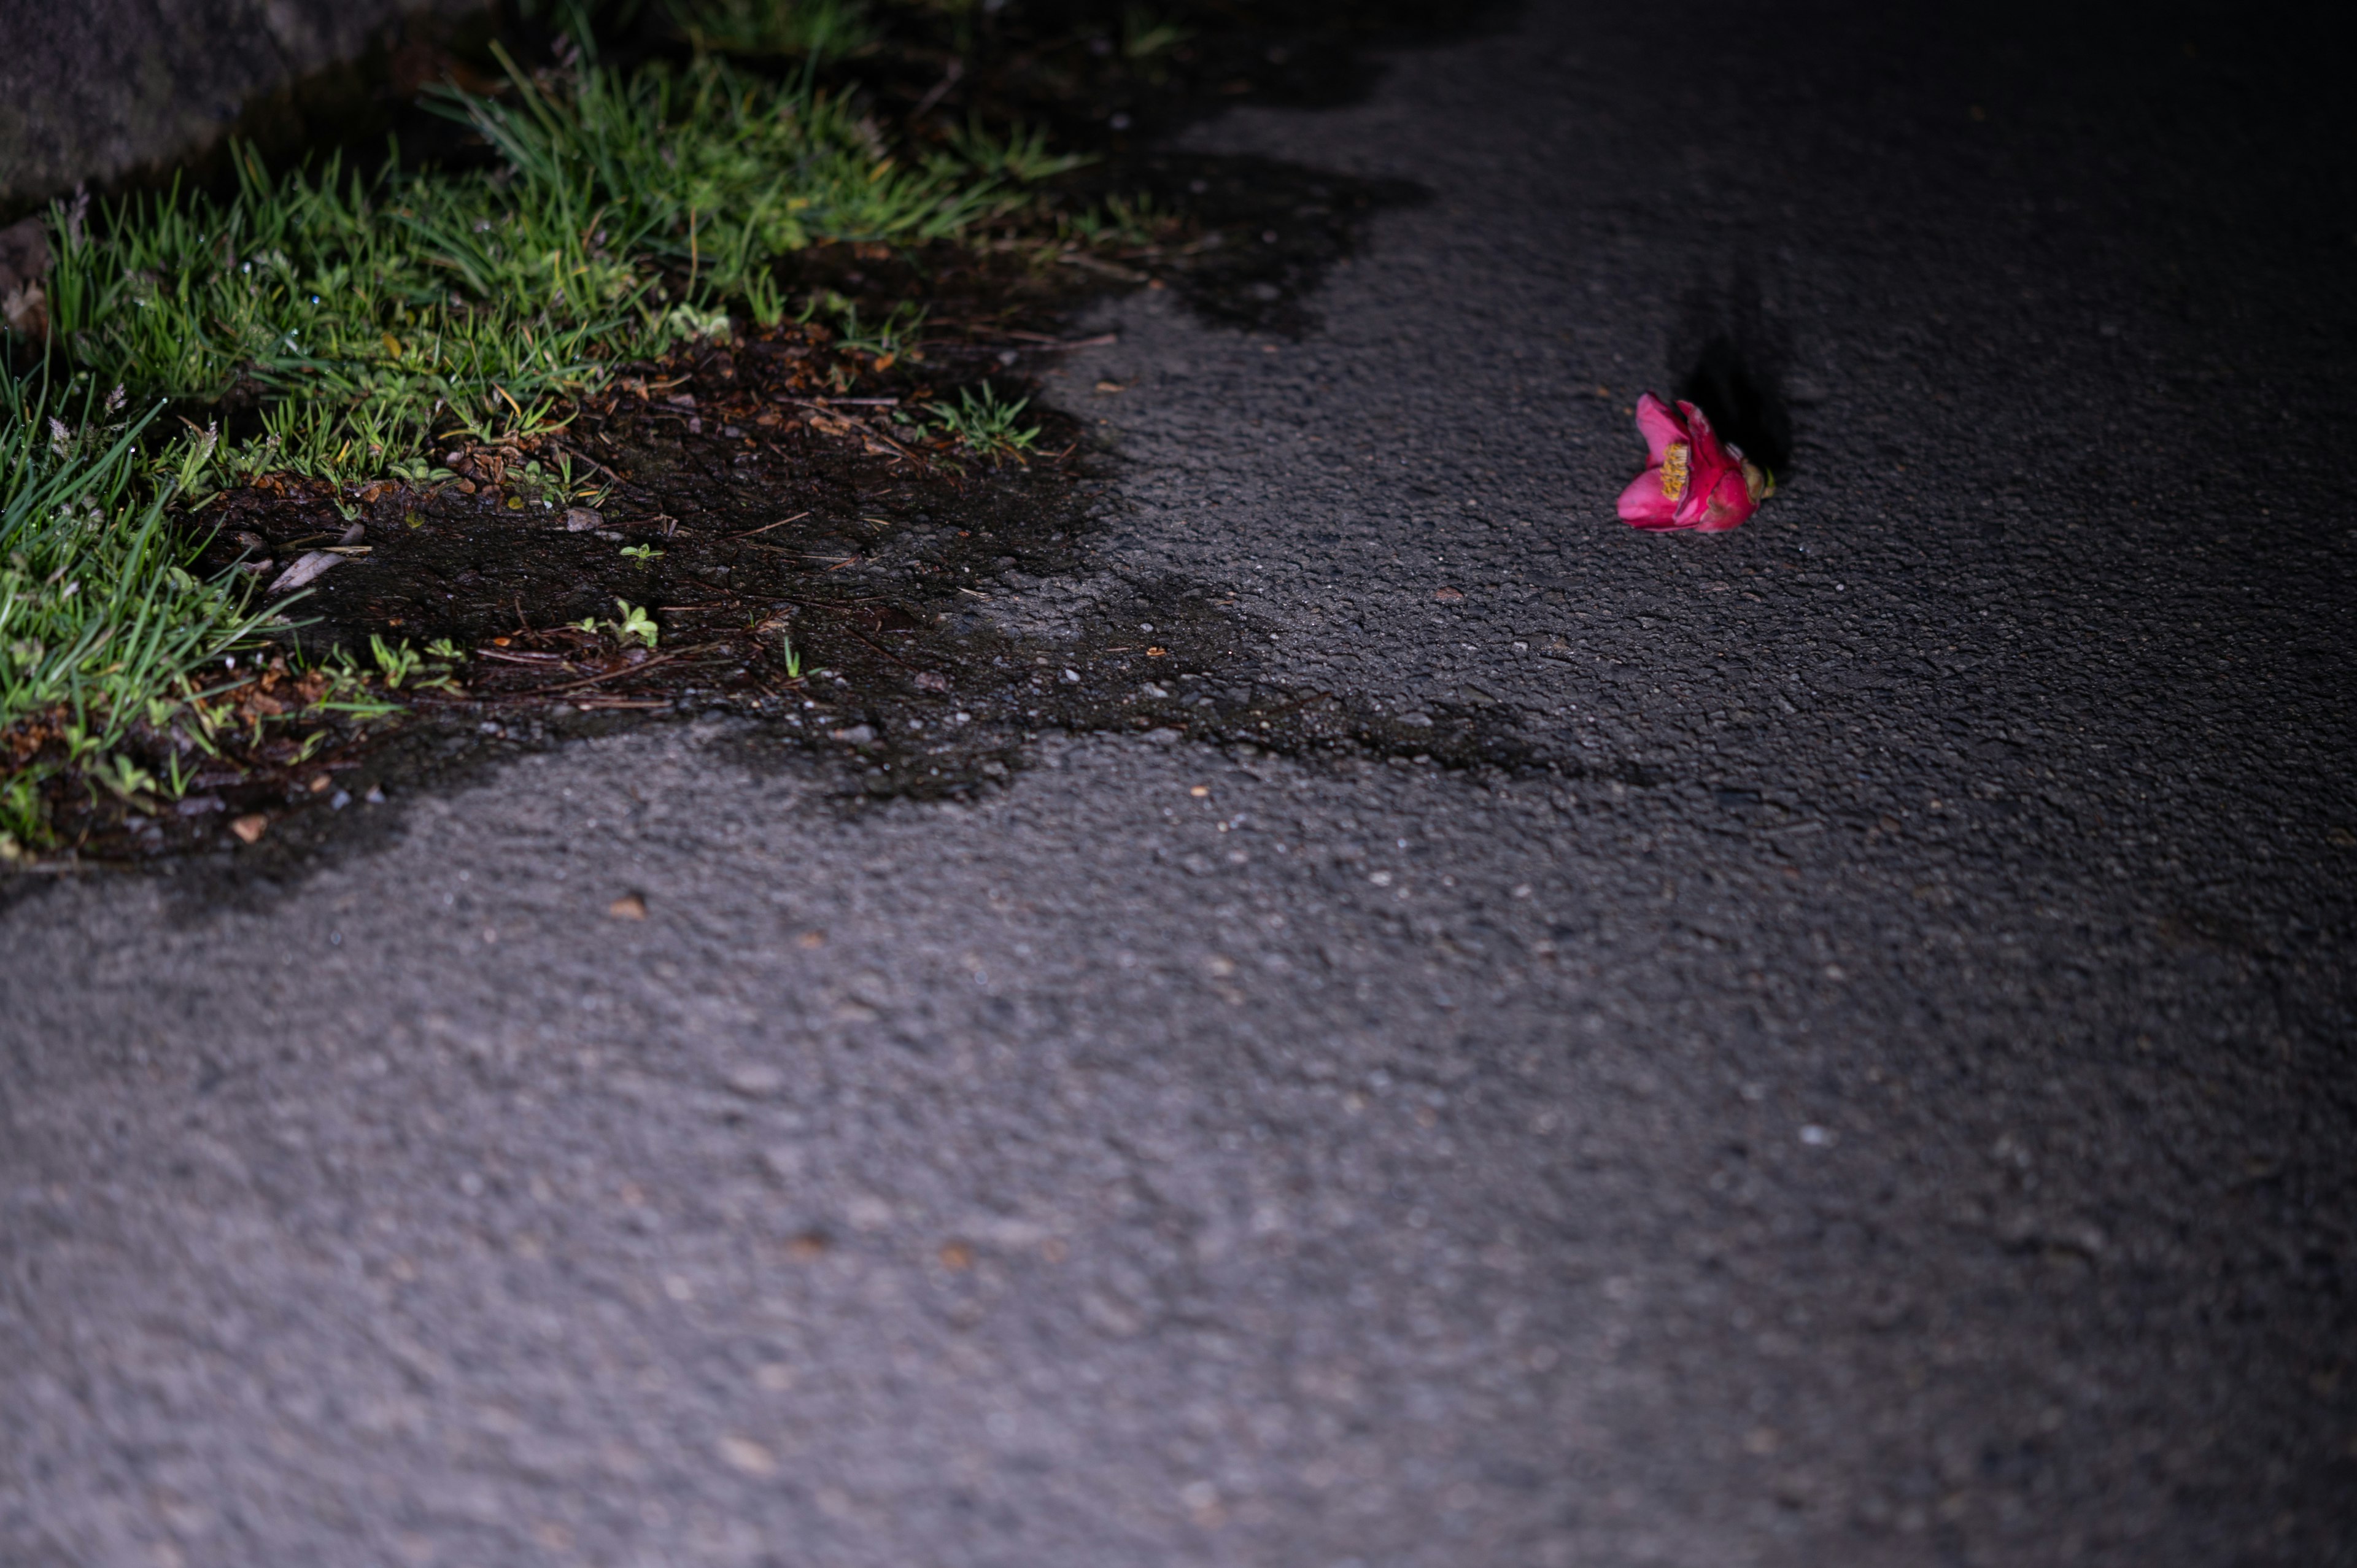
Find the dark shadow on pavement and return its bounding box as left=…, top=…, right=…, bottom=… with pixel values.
left=1673, top=269, right=1794, bottom=479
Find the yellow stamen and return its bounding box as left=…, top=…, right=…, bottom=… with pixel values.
left=1660, top=442, right=1690, bottom=503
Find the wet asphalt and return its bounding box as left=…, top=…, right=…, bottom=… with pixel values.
left=4, top=2, right=2354, bottom=1565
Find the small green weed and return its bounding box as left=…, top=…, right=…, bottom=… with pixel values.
left=926, top=380, right=1040, bottom=463
left=805, top=291, right=927, bottom=364
left=946, top=119, right=1095, bottom=185
left=95, top=752, right=162, bottom=803
left=512, top=457, right=573, bottom=508
left=370, top=633, right=421, bottom=689
left=364, top=635, right=466, bottom=693
left=611, top=601, right=660, bottom=647
left=308, top=649, right=406, bottom=717
left=743, top=266, right=791, bottom=329
left=388, top=455, right=459, bottom=485
left=620, top=543, right=662, bottom=561
left=1122, top=6, right=1194, bottom=65
left=1057, top=191, right=1172, bottom=250
left=0, top=774, right=45, bottom=857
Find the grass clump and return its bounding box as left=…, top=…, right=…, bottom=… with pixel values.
left=926, top=380, right=1041, bottom=463
left=0, top=371, right=269, bottom=854
left=0, top=25, right=1090, bottom=852
left=41, top=46, right=1051, bottom=474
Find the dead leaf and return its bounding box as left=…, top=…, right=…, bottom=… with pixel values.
left=939, top=1241, right=973, bottom=1270
left=0, top=217, right=48, bottom=287
left=608, top=892, right=647, bottom=920
left=267, top=551, right=343, bottom=597
left=1060, top=253, right=1148, bottom=283
left=228, top=814, right=268, bottom=844
left=2, top=280, right=46, bottom=339
left=0, top=217, right=50, bottom=338
left=1434, top=587, right=1465, bottom=603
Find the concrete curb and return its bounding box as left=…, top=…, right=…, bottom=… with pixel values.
left=0, top=0, right=477, bottom=208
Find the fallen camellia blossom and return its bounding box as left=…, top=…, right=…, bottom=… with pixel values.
left=1617, top=392, right=1772, bottom=533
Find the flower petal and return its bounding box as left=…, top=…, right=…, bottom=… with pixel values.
left=1689, top=468, right=1758, bottom=532
left=1635, top=393, right=1689, bottom=464
left=1675, top=400, right=1729, bottom=464
left=1669, top=411, right=1739, bottom=527
left=1617, top=468, right=1685, bottom=528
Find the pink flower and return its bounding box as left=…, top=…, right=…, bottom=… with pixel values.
left=1616, top=392, right=1771, bottom=533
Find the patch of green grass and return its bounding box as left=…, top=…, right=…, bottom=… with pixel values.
left=0, top=22, right=1088, bottom=848
left=41, top=153, right=633, bottom=496
left=366, top=633, right=465, bottom=692
left=33, top=41, right=1052, bottom=484
left=926, top=379, right=1040, bottom=463
left=1056, top=191, right=1174, bottom=250
left=803, top=290, right=927, bottom=363
left=1121, top=7, right=1194, bottom=74
left=0, top=369, right=271, bottom=852
left=945, top=119, right=1096, bottom=185
left=444, top=47, right=1032, bottom=304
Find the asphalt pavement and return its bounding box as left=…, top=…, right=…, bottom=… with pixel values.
left=4, top=3, right=2353, bottom=1565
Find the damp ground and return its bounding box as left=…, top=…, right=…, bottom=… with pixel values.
left=12, top=4, right=1526, bottom=875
